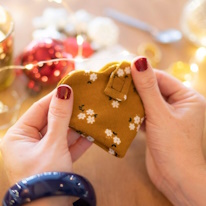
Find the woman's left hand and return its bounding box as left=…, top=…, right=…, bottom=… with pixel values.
left=0, top=85, right=92, bottom=185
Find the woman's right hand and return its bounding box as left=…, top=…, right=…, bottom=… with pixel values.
left=131, top=57, right=206, bottom=206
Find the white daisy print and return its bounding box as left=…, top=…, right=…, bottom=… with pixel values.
left=125, top=66, right=131, bottom=74
left=136, top=125, right=140, bottom=132
left=87, top=116, right=95, bottom=124
left=124, top=95, right=127, bottom=100
left=134, top=115, right=140, bottom=124
left=141, top=117, right=145, bottom=123
left=113, top=136, right=121, bottom=145
left=87, top=136, right=94, bottom=142
left=108, top=148, right=115, bottom=155
left=117, top=68, right=124, bottom=77
left=112, top=100, right=119, bottom=108
left=129, top=123, right=135, bottom=130
left=105, top=129, right=113, bottom=137
left=77, top=113, right=86, bottom=120
left=86, top=109, right=94, bottom=115
left=90, top=73, right=97, bottom=81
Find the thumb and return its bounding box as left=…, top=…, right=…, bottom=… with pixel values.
left=46, top=84, right=73, bottom=142
left=131, top=57, right=166, bottom=115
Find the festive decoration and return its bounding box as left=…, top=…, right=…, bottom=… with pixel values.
left=168, top=61, right=199, bottom=87
left=63, top=37, right=94, bottom=58
left=137, top=42, right=162, bottom=67
left=18, top=38, right=75, bottom=92
left=87, top=17, right=119, bottom=48
left=32, top=8, right=119, bottom=49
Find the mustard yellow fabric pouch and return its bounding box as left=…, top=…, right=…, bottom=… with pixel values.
left=58, top=61, right=145, bottom=157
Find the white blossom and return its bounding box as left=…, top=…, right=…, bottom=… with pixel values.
left=77, top=113, right=86, bottom=120
left=136, top=125, right=140, bottom=132
left=113, top=136, right=121, bottom=145
left=124, top=66, right=131, bottom=74
left=108, top=148, right=115, bottom=155
left=105, top=129, right=113, bottom=137
left=90, top=73, right=97, bottom=81
left=134, top=115, right=140, bottom=124
left=112, top=100, right=119, bottom=108
left=87, top=116, right=95, bottom=124
left=129, top=123, right=135, bottom=130
left=87, top=136, right=94, bottom=142
left=117, top=68, right=124, bottom=77
left=86, top=109, right=94, bottom=115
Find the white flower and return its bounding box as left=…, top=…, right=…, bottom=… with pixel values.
left=117, top=68, right=124, bottom=77
left=90, top=73, right=97, bottom=81
left=87, top=136, right=94, bottom=142
left=125, top=66, right=131, bottom=74
left=124, top=95, right=127, bottom=100
left=105, top=129, right=113, bottom=137
left=112, top=100, right=119, bottom=108
left=141, top=117, right=145, bottom=123
left=108, top=148, right=115, bottom=155
left=113, top=136, right=121, bottom=145
left=136, top=125, right=140, bottom=132
left=129, top=123, right=135, bottom=130
left=77, top=113, right=86, bottom=120
left=87, top=116, right=95, bottom=124
left=134, top=115, right=140, bottom=124
left=86, top=109, right=94, bottom=115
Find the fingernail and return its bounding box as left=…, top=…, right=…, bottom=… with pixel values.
left=56, top=85, right=71, bottom=100
left=134, top=57, right=148, bottom=72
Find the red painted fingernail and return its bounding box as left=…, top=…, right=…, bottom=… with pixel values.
left=56, top=85, right=71, bottom=100
left=134, top=57, right=148, bottom=72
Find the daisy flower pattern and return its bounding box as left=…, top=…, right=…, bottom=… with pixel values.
left=77, top=113, right=86, bottom=120
left=113, top=136, right=121, bottom=145
left=129, top=123, right=135, bottom=130
left=87, top=136, right=94, bottom=142
left=124, top=66, right=131, bottom=74
left=108, top=148, right=115, bottom=155
left=90, top=73, right=97, bottom=82
left=77, top=106, right=97, bottom=125
left=112, top=100, right=119, bottom=108
left=87, top=116, right=95, bottom=124
left=86, top=109, right=94, bottom=115
left=134, top=115, right=140, bottom=124
left=117, top=68, right=124, bottom=77
left=105, top=129, right=113, bottom=137
left=129, top=114, right=144, bottom=132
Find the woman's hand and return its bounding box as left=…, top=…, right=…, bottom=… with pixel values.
left=131, top=57, right=206, bottom=206
left=0, top=85, right=91, bottom=185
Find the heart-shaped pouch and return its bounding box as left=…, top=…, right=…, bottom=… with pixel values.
left=58, top=61, right=145, bottom=157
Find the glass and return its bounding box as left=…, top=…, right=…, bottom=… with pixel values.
left=0, top=5, right=14, bottom=90
left=181, top=0, right=206, bottom=46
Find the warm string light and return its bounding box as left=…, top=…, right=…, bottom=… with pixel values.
left=76, top=34, right=84, bottom=57
left=0, top=58, right=75, bottom=73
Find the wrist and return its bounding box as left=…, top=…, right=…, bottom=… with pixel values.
left=24, top=196, right=74, bottom=206
left=162, top=163, right=206, bottom=206
left=3, top=172, right=96, bottom=206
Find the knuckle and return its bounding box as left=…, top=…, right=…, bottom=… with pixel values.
left=139, top=76, right=157, bottom=91
left=49, top=104, right=68, bottom=119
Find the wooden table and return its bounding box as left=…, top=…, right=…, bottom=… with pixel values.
left=1, top=0, right=206, bottom=205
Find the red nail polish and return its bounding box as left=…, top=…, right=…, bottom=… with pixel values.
left=134, top=58, right=148, bottom=72
left=56, top=85, right=71, bottom=100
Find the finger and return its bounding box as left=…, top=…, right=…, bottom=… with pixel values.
left=67, top=128, right=82, bottom=147
left=15, top=91, right=53, bottom=131
left=154, top=70, right=190, bottom=102
left=46, top=84, right=73, bottom=143
left=131, top=57, right=166, bottom=115
left=69, top=137, right=92, bottom=162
